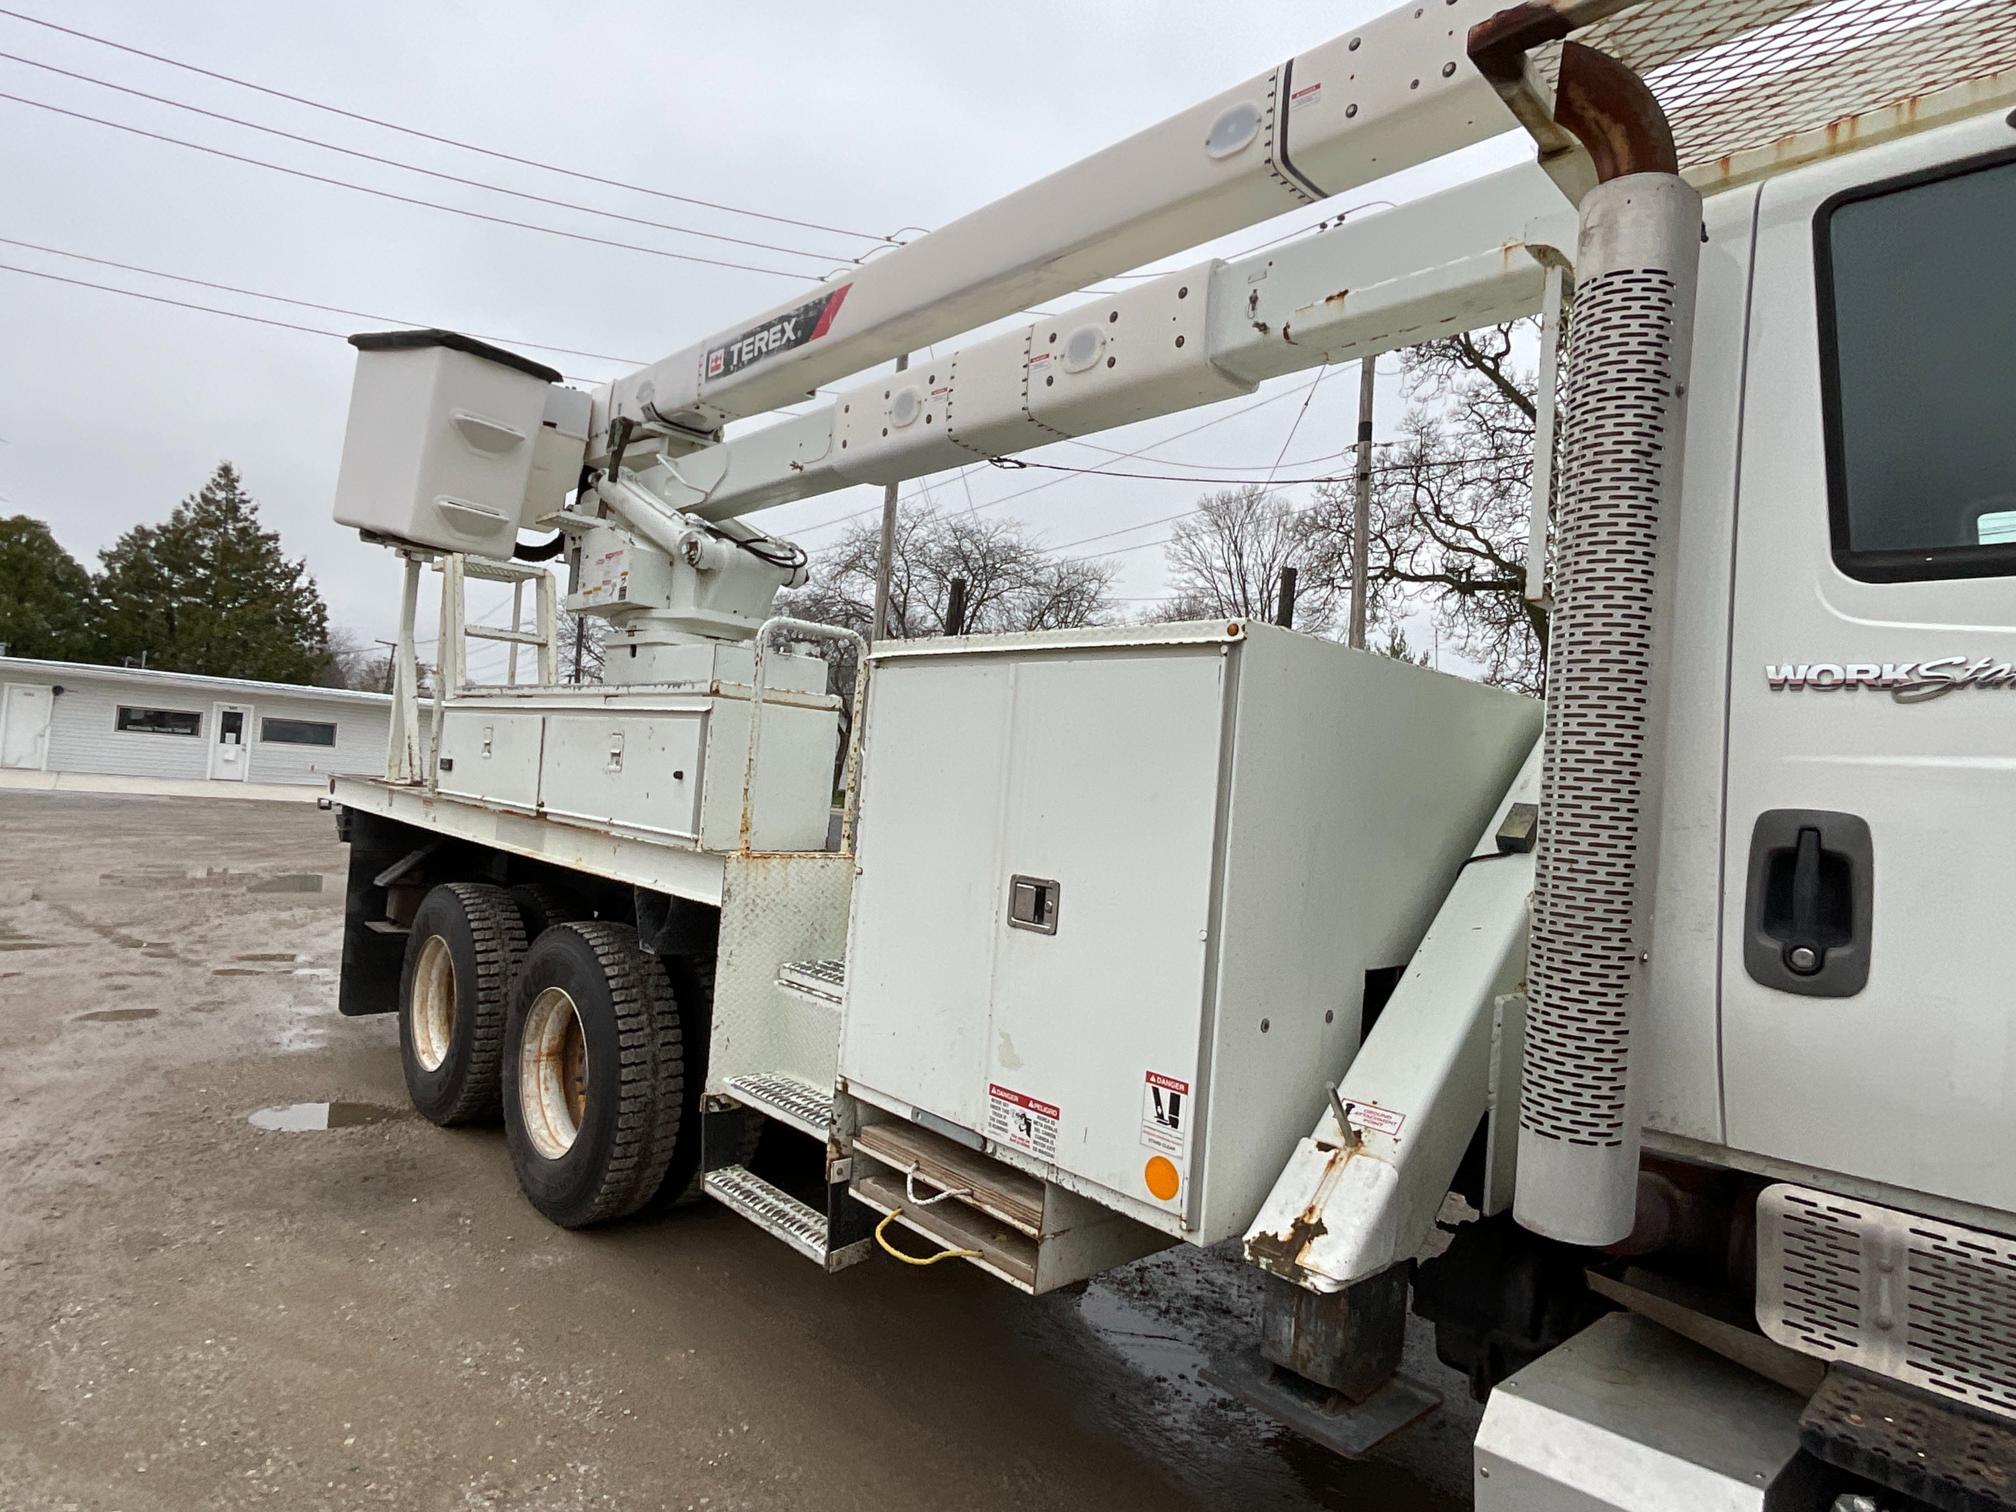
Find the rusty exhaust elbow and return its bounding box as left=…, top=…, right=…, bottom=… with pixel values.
left=1468, top=3, right=1679, bottom=184
left=1554, top=40, right=1679, bottom=180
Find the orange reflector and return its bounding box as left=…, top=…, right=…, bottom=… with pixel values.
left=1144, top=1155, right=1181, bottom=1201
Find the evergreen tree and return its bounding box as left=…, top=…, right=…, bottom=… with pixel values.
left=0, top=515, right=95, bottom=661
left=93, top=463, right=331, bottom=682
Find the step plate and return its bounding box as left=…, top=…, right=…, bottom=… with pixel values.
left=725, top=1073, right=833, bottom=1140
left=1801, top=1367, right=2016, bottom=1512
left=705, top=1165, right=845, bottom=1267
left=777, top=958, right=845, bottom=1005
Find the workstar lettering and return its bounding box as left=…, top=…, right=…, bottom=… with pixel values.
left=702, top=285, right=852, bottom=382
left=1764, top=657, right=2016, bottom=702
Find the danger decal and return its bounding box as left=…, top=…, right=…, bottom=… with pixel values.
left=986, top=1083, right=1060, bottom=1161
left=1141, top=1071, right=1191, bottom=1159
left=703, top=284, right=852, bottom=382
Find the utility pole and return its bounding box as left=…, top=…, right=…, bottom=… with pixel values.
left=870, top=353, right=910, bottom=645
left=945, top=576, right=968, bottom=637
left=1348, top=357, right=1375, bottom=650
left=1274, top=566, right=1298, bottom=628
left=374, top=639, right=399, bottom=693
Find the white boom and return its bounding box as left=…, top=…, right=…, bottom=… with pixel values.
left=593, top=163, right=1577, bottom=527
left=594, top=0, right=1524, bottom=452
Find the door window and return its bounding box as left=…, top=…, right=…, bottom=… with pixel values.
left=1818, top=155, right=2016, bottom=581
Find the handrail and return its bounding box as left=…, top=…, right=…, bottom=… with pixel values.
left=741, top=616, right=869, bottom=855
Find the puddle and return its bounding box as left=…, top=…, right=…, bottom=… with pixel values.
left=248, top=1101, right=395, bottom=1132
left=76, top=1008, right=159, bottom=1023
left=236, top=952, right=299, bottom=962
left=0, top=941, right=58, bottom=951
left=212, top=966, right=276, bottom=977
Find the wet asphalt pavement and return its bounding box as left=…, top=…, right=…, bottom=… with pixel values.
left=0, top=791, right=1476, bottom=1510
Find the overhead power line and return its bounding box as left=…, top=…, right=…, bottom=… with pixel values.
left=0, top=90, right=817, bottom=281
left=0, top=260, right=605, bottom=384
left=0, top=235, right=643, bottom=367
left=984, top=449, right=1518, bottom=489
left=1042, top=450, right=1527, bottom=566
left=0, top=50, right=855, bottom=266
left=0, top=6, right=899, bottom=245
left=788, top=375, right=1333, bottom=540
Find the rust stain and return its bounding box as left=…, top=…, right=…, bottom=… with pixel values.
left=1323, top=287, right=1350, bottom=306
left=1281, top=324, right=1298, bottom=345
left=1244, top=1143, right=1358, bottom=1279
left=1247, top=1209, right=1330, bottom=1278
left=1251, top=320, right=1271, bottom=336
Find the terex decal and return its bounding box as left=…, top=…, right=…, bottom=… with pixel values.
left=702, top=284, right=852, bottom=383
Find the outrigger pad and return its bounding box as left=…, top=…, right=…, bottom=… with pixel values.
left=1199, top=1350, right=1440, bottom=1459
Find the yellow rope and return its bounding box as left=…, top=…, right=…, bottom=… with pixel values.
left=873, top=1207, right=981, bottom=1266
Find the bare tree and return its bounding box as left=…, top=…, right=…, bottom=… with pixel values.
left=1307, top=321, right=1550, bottom=692
left=317, top=626, right=376, bottom=689
left=559, top=614, right=607, bottom=683
left=783, top=504, right=1117, bottom=640
left=1152, top=485, right=1345, bottom=632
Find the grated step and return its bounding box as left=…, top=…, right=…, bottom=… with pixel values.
left=703, top=1165, right=833, bottom=1265
left=777, top=957, right=845, bottom=1006
left=725, top=1073, right=833, bottom=1140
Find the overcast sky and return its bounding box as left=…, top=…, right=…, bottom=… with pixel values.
left=0, top=0, right=1530, bottom=676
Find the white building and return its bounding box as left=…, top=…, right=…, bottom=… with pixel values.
left=0, top=656, right=398, bottom=800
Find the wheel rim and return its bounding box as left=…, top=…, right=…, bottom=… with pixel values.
left=410, top=934, right=456, bottom=1072
left=521, top=986, right=588, bottom=1160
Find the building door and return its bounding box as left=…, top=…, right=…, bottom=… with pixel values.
left=0, top=685, right=52, bottom=769
left=207, top=702, right=254, bottom=781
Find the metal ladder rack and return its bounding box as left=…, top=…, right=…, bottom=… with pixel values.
left=436, top=552, right=559, bottom=692
left=381, top=549, right=561, bottom=785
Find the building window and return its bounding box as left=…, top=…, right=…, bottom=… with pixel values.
left=260, top=717, right=338, bottom=747
left=1817, top=154, right=2016, bottom=582
left=115, top=706, right=201, bottom=737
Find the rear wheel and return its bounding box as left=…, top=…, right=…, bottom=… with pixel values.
left=503, top=923, right=691, bottom=1229
left=509, top=881, right=586, bottom=941
left=398, top=882, right=527, bottom=1126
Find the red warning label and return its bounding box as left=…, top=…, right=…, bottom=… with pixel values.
left=987, top=1083, right=1060, bottom=1161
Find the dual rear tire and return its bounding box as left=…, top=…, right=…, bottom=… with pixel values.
left=396, top=884, right=705, bottom=1230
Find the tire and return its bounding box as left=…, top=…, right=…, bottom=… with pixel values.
left=503, top=922, right=692, bottom=1229
left=509, top=881, right=586, bottom=942
left=398, top=882, right=528, bottom=1127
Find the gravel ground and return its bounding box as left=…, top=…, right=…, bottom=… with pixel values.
left=0, top=791, right=1475, bottom=1511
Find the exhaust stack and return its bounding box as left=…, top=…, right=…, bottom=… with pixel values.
left=1503, top=40, right=1702, bottom=1246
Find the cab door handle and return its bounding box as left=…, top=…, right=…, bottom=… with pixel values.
left=1744, top=809, right=1872, bottom=997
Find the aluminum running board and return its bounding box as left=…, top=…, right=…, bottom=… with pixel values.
left=724, top=1072, right=833, bottom=1141
left=702, top=1165, right=871, bottom=1272
left=776, top=957, right=845, bottom=1006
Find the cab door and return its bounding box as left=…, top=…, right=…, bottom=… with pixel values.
left=1720, top=116, right=2016, bottom=1214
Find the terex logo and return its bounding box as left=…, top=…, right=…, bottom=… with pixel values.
left=1766, top=657, right=2016, bottom=702
left=702, top=284, right=851, bottom=384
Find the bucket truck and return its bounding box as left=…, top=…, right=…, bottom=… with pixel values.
left=321, top=0, right=2016, bottom=1504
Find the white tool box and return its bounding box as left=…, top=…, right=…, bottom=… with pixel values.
left=839, top=621, right=1542, bottom=1240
